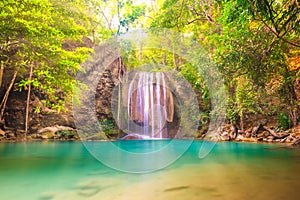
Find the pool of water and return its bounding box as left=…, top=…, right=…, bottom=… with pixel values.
left=0, top=140, right=299, bottom=200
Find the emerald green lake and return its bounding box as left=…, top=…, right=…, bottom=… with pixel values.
left=0, top=141, right=300, bottom=200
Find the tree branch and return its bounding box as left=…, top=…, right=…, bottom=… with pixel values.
left=186, top=18, right=207, bottom=25
left=248, top=0, right=300, bottom=48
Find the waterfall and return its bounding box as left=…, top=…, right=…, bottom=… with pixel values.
left=123, top=72, right=173, bottom=139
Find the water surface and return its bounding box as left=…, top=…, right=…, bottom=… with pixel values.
left=0, top=141, right=299, bottom=200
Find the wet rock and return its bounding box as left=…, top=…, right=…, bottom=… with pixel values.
left=267, top=136, right=274, bottom=142
left=220, top=132, right=230, bottom=141
left=0, top=129, right=5, bottom=137
left=290, top=137, right=297, bottom=143
left=229, top=131, right=237, bottom=140
left=41, top=135, right=48, bottom=139
left=257, top=133, right=264, bottom=139
left=257, top=137, right=263, bottom=142
left=267, top=136, right=274, bottom=140
left=286, top=136, right=292, bottom=143
left=280, top=137, right=287, bottom=143
left=48, top=133, right=56, bottom=139
left=290, top=133, right=296, bottom=138
left=84, top=132, right=107, bottom=141
left=236, top=134, right=244, bottom=141
left=257, top=131, right=269, bottom=138
left=245, top=131, right=252, bottom=138
left=292, top=138, right=300, bottom=146
left=229, top=124, right=238, bottom=139
left=33, top=134, right=42, bottom=139
left=26, top=135, right=32, bottom=140
left=6, top=132, right=15, bottom=138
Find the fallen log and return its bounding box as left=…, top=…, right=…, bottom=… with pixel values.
left=263, top=126, right=289, bottom=139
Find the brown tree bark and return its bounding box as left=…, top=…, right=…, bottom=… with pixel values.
left=0, top=62, right=4, bottom=88
left=25, top=64, right=33, bottom=137
left=0, top=70, right=18, bottom=120
left=263, top=126, right=289, bottom=139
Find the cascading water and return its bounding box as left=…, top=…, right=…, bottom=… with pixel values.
left=122, top=72, right=174, bottom=140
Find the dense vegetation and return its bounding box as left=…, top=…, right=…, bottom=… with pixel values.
left=0, top=0, right=299, bottom=135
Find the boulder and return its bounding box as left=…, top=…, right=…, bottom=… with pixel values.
left=245, top=131, right=252, bottom=138
left=257, top=131, right=269, bottom=138
left=236, top=134, right=245, bottom=141
left=267, top=136, right=274, bottom=142
left=6, top=132, right=15, bottom=138
left=286, top=136, right=292, bottom=143
left=220, top=132, right=230, bottom=141
left=257, top=137, right=263, bottom=142
left=267, top=136, right=274, bottom=140
left=41, top=135, right=48, bottom=139
left=0, top=129, right=5, bottom=137
left=280, top=137, right=287, bottom=143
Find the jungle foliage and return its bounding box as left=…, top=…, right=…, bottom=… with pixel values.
left=0, top=0, right=299, bottom=130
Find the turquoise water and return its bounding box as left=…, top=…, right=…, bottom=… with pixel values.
left=0, top=141, right=300, bottom=200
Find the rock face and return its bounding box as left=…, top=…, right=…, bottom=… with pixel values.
left=3, top=91, right=75, bottom=133
left=95, top=66, right=121, bottom=120
left=1, top=55, right=126, bottom=138
left=74, top=55, right=126, bottom=138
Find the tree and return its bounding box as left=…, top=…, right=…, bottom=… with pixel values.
left=0, top=0, right=93, bottom=125
left=215, top=0, right=299, bottom=127
left=145, top=0, right=300, bottom=128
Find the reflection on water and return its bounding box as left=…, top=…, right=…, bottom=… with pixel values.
left=0, top=141, right=299, bottom=200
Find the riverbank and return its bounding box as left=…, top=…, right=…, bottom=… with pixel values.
left=1, top=124, right=299, bottom=146
left=217, top=124, right=300, bottom=144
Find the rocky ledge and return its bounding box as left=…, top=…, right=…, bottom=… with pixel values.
left=217, top=124, right=300, bottom=145
left=1, top=124, right=300, bottom=147
left=0, top=125, right=78, bottom=142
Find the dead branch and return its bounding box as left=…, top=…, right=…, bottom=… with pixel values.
left=263, top=126, right=289, bottom=139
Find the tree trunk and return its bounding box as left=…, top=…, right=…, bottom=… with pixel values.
left=162, top=53, right=166, bottom=65
left=263, top=126, right=290, bottom=139
left=25, top=65, right=33, bottom=137
left=289, top=107, right=298, bottom=127
left=0, top=62, right=4, bottom=88
left=173, top=49, right=177, bottom=70
left=138, top=41, right=143, bottom=62
left=240, top=111, right=244, bottom=133
left=230, top=123, right=238, bottom=139
left=0, top=70, right=18, bottom=120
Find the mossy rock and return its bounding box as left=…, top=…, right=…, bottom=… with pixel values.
left=83, top=132, right=108, bottom=140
